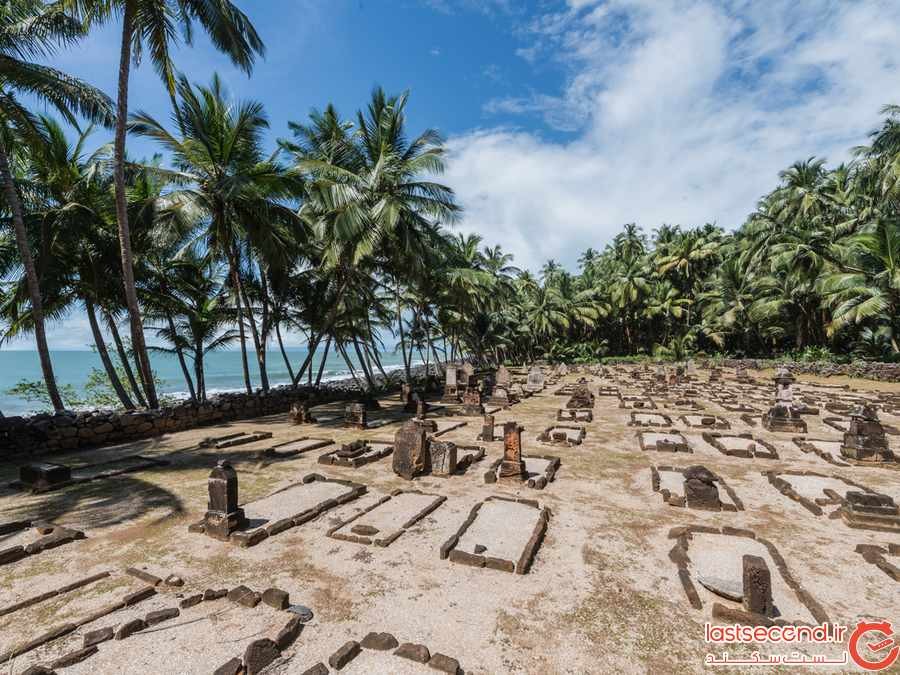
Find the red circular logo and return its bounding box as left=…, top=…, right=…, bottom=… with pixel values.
left=849, top=621, right=899, bottom=671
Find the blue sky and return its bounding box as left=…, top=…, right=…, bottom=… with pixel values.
left=10, top=0, right=900, bottom=349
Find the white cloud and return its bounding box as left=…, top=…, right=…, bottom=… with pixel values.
left=446, top=0, right=900, bottom=273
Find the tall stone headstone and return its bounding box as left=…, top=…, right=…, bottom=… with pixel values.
left=526, top=367, right=545, bottom=393
left=742, top=555, right=774, bottom=617
left=392, top=420, right=430, bottom=480
left=430, top=440, right=458, bottom=476
left=204, top=460, right=247, bottom=540
left=480, top=414, right=495, bottom=441
left=459, top=388, right=485, bottom=416
left=682, top=466, right=721, bottom=510
left=762, top=367, right=806, bottom=433
left=496, top=365, right=511, bottom=388
left=840, top=404, right=893, bottom=462
left=441, top=366, right=461, bottom=403
left=345, top=403, right=367, bottom=429
left=498, top=422, right=527, bottom=481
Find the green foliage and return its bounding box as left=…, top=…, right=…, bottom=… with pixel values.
left=6, top=379, right=84, bottom=409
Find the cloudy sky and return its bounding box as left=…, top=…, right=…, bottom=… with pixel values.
left=9, top=0, right=900, bottom=349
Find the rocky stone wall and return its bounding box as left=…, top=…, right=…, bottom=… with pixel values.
left=718, top=359, right=900, bottom=382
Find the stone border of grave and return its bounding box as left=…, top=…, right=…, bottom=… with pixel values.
left=667, top=524, right=830, bottom=626
left=822, top=417, right=847, bottom=432
left=679, top=414, right=731, bottom=430
left=536, top=424, right=586, bottom=447
left=790, top=437, right=850, bottom=467
left=430, top=443, right=486, bottom=477
left=440, top=495, right=550, bottom=574
left=200, top=431, right=274, bottom=449
left=650, top=466, right=744, bottom=511
left=557, top=408, right=593, bottom=422
left=326, top=489, right=446, bottom=547
left=0, top=582, right=159, bottom=665
left=596, top=386, right=620, bottom=397
left=854, top=544, right=900, bottom=582
left=739, top=413, right=760, bottom=427
left=636, top=429, right=691, bottom=453
left=0, top=521, right=85, bottom=567
left=763, top=469, right=875, bottom=517
left=317, top=439, right=393, bottom=468
left=259, top=437, right=333, bottom=460
left=430, top=420, right=469, bottom=437
left=0, top=571, right=111, bottom=619
left=188, top=473, right=366, bottom=548
left=619, top=396, right=657, bottom=410
left=300, top=631, right=463, bottom=675
left=483, top=454, right=560, bottom=490
left=628, top=412, right=673, bottom=427
left=11, top=455, right=170, bottom=494
left=702, top=432, right=779, bottom=460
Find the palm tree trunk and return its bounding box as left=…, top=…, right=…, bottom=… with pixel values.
left=0, top=142, right=64, bottom=412
left=106, top=311, right=147, bottom=407
left=113, top=4, right=158, bottom=409
left=292, top=333, right=320, bottom=386
left=352, top=339, right=375, bottom=390
left=165, top=311, right=196, bottom=402
left=230, top=267, right=252, bottom=394
left=274, top=322, right=295, bottom=382
left=314, top=336, right=332, bottom=387
left=395, top=278, right=411, bottom=382
left=194, top=346, right=205, bottom=402
left=232, top=248, right=269, bottom=391
left=337, top=343, right=364, bottom=390
left=85, top=298, right=134, bottom=410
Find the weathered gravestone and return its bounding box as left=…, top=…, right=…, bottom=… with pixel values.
left=392, top=420, right=430, bottom=480
left=479, top=414, right=496, bottom=442
left=840, top=404, right=894, bottom=462
left=496, top=365, right=511, bottom=388
left=526, top=367, right=545, bottom=393
left=430, top=440, right=458, bottom=476
left=345, top=403, right=367, bottom=429
left=441, top=366, right=461, bottom=403
left=742, top=555, right=774, bottom=617
left=19, top=462, right=71, bottom=491
left=762, top=367, right=806, bottom=433
left=203, top=460, right=247, bottom=540
left=459, top=388, right=485, bottom=416
left=289, top=401, right=316, bottom=425
left=682, top=466, right=721, bottom=510
left=498, top=422, right=527, bottom=481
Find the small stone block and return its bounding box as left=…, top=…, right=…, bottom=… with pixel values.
left=213, top=657, right=243, bottom=675
left=244, top=638, right=280, bottom=675
left=114, top=618, right=146, bottom=640
left=50, top=646, right=98, bottom=668
left=262, top=588, right=290, bottom=610
left=329, top=640, right=361, bottom=670
left=361, top=632, right=399, bottom=650
left=180, top=594, right=203, bottom=609
left=145, top=607, right=179, bottom=626
left=429, top=653, right=461, bottom=674
left=300, top=665, right=328, bottom=675
left=83, top=626, right=114, bottom=648
left=395, top=642, right=431, bottom=663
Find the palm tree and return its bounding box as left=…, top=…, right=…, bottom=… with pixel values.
left=129, top=74, right=303, bottom=393
left=0, top=0, right=113, bottom=411
left=66, top=0, right=264, bottom=409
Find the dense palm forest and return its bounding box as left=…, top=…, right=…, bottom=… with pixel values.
left=1, top=1, right=899, bottom=414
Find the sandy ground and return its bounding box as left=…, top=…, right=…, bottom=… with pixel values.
left=1, top=365, right=899, bottom=674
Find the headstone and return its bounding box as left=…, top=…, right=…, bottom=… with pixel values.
left=289, top=401, right=316, bottom=425
left=441, top=366, right=461, bottom=403
left=496, top=365, right=511, bottom=387
left=762, top=367, right=806, bottom=433
left=840, top=404, right=893, bottom=462
left=488, top=385, right=511, bottom=408
left=415, top=399, right=428, bottom=420
left=498, top=422, right=526, bottom=481
left=840, top=491, right=900, bottom=532
left=401, top=384, right=415, bottom=412
left=204, top=461, right=247, bottom=540
left=430, top=441, right=458, bottom=476
left=682, top=466, right=721, bottom=510
left=480, top=414, right=495, bottom=441
left=525, top=367, right=545, bottom=393
left=392, top=420, right=430, bottom=480
left=345, top=403, right=367, bottom=429
left=459, top=388, right=484, bottom=416
left=742, top=555, right=774, bottom=617
left=566, top=383, right=594, bottom=409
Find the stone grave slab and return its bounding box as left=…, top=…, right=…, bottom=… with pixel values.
left=200, top=431, right=273, bottom=449
left=764, top=470, right=877, bottom=517
left=14, top=455, right=168, bottom=494
left=702, top=432, right=778, bottom=459
left=557, top=408, right=593, bottom=422
left=0, top=521, right=85, bottom=568
left=791, top=437, right=851, bottom=467
left=636, top=430, right=691, bottom=453
left=619, top=396, right=657, bottom=410
left=650, top=465, right=743, bottom=511
left=484, top=455, right=560, bottom=490
left=441, top=496, right=549, bottom=574
left=629, top=412, right=672, bottom=427
left=668, top=525, right=829, bottom=626
left=536, top=424, right=585, bottom=447
left=318, top=439, right=393, bottom=468
left=679, top=414, right=730, bottom=430
left=328, top=490, right=446, bottom=547
left=259, top=436, right=333, bottom=459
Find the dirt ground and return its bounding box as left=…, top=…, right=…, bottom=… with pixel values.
left=1, top=365, right=899, bottom=674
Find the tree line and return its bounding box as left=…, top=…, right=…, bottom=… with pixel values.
left=1, top=1, right=899, bottom=414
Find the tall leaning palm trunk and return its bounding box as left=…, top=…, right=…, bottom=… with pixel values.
left=112, top=4, right=157, bottom=408
left=0, top=144, right=65, bottom=411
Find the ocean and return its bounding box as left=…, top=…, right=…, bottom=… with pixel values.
left=0, top=348, right=414, bottom=416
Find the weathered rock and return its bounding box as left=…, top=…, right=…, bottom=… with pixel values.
left=429, top=653, right=461, bottom=674
left=213, top=657, right=243, bottom=675
left=361, top=631, right=399, bottom=650
left=262, top=587, right=290, bottom=610
left=145, top=607, right=179, bottom=626
left=395, top=642, right=431, bottom=663
left=243, top=638, right=280, bottom=675
left=83, top=626, right=114, bottom=648
left=114, top=618, right=146, bottom=640
left=329, top=640, right=361, bottom=670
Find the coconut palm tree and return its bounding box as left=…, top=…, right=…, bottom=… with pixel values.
left=0, top=0, right=113, bottom=411
left=65, top=0, right=264, bottom=409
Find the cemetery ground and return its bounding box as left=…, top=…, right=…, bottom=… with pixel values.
left=1, top=366, right=899, bottom=674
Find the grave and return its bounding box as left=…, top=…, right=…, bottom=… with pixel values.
left=840, top=403, right=895, bottom=463
left=650, top=465, right=743, bottom=511
left=288, top=400, right=316, bottom=424
left=840, top=492, right=900, bottom=533
left=536, top=424, right=586, bottom=447
left=668, top=525, right=829, bottom=626
left=306, top=631, right=463, bottom=675
left=702, top=432, right=779, bottom=459
left=764, top=470, right=876, bottom=516
left=429, top=440, right=485, bottom=476
left=345, top=403, right=367, bottom=429
left=496, top=364, right=511, bottom=388
left=189, top=471, right=365, bottom=546
left=761, top=368, right=807, bottom=433
left=478, top=414, right=497, bottom=441
left=596, top=386, right=620, bottom=397
left=199, top=431, right=273, bottom=449
left=441, top=496, right=549, bottom=574
left=854, top=544, right=900, bottom=583
left=318, top=439, right=393, bottom=468
left=259, top=436, right=333, bottom=460
left=458, top=388, right=485, bottom=417
left=441, top=365, right=462, bottom=403
left=637, top=430, right=691, bottom=453
left=558, top=408, right=593, bottom=422
left=485, top=454, right=560, bottom=489
left=566, top=383, right=594, bottom=409
left=525, top=366, right=545, bottom=393
left=498, top=422, right=527, bottom=481
left=487, top=384, right=513, bottom=408
left=392, top=419, right=483, bottom=479
left=17, top=462, right=71, bottom=492
left=679, top=414, right=730, bottom=430
left=329, top=489, right=446, bottom=546
left=629, top=412, right=672, bottom=427
left=14, top=455, right=169, bottom=494
left=0, top=521, right=85, bottom=567
left=791, top=437, right=850, bottom=467
left=618, top=395, right=657, bottom=409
